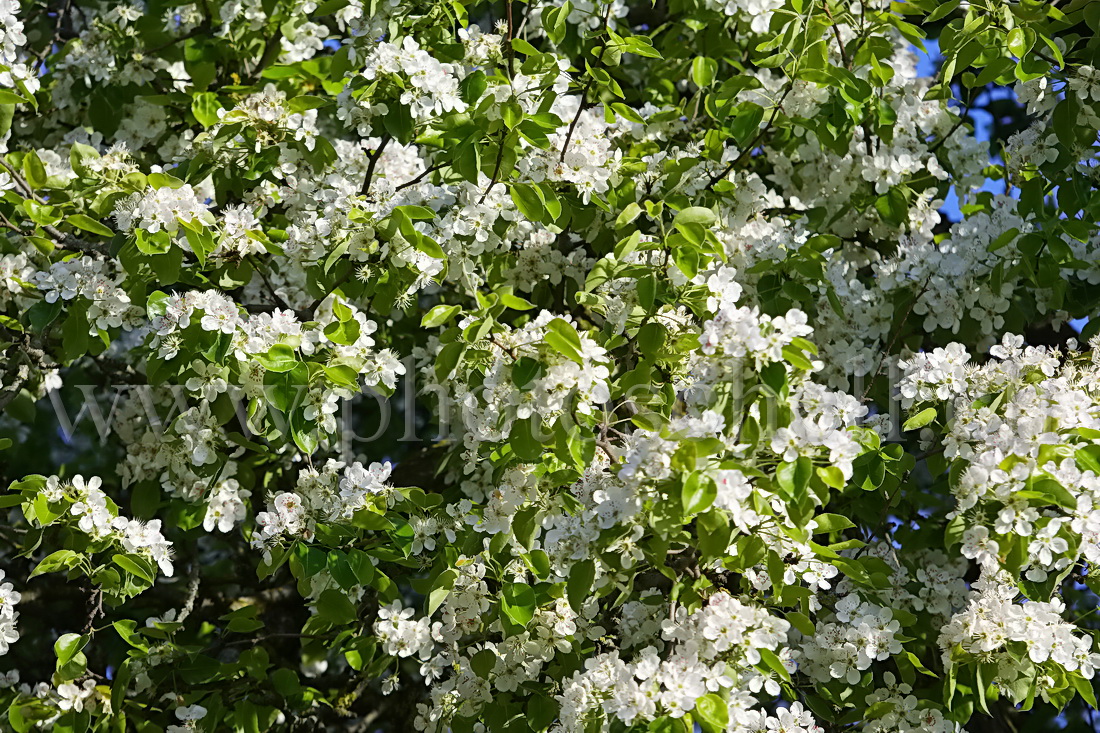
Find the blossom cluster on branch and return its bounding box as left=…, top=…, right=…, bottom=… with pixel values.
left=0, top=0, right=1097, bottom=731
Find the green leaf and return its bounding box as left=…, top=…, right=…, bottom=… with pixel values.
left=500, top=291, right=535, bottom=311
left=422, top=304, right=461, bottom=328
left=673, top=206, right=717, bottom=228
left=428, top=569, right=458, bottom=615
left=693, top=694, right=728, bottom=733
left=782, top=343, right=814, bottom=370
left=512, top=505, right=539, bottom=549
left=131, top=481, right=161, bottom=520
left=692, top=57, right=718, bottom=88
left=24, top=200, right=61, bottom=227
left=544, top=318, right=584, bottom=364
left=316, top=588, right=358, bottom=625
left=615, top=202, right=643, bottom=229
left=69, top=143, right=99, bottom=177
left=1071, top=673, right=1098, bottom=708
left=776, top=457, right=812, bottom=500
left=812, top=513, right=855, bottom=533
left=68, top=214, right=113, bottom=237
left=681, top=472, right=716, bottom=515
left=54, top=632, right=88, bottom=667
left=471, top=648, right=498, bottom=677
left=182, top=223, right=216, bottom=266
left=527, top=694, right=559, bottom=732
left=757, top=647, right=792, bottom=683
left=288, top=95, right=328, bottom=113
left=258, top=344, right=298, bottom=373
left=903, top=407, right=937, bottom=431
left=501, top=582, right=537, bottom=626
left=816, top=466, right=845, bottom=489
left=542, top=1, right=571, bottom=44
left=323, top=317, right=361, bottom=345
left=905, top=650, right=937, bottom=677
left=30, top=549, right=81, bottom=578
left=510, top=182, right=544, bottom=221
left=0, top=104, right=13, bottom=140
left=113, top=553, right=155, bottom=584
left=785, top=611, right=815, bottom=635
left=521, top=550, right=552, bottom=579
left=610, top=102, right=644, bottom=124
left=191, top=91, right=222, bottom=127
left=566, top=559, right=595, bottom=614
left=23, top=151, right=47, bottom=189
left=26, top=299, right=61, bottom=332
left=1007, top=27, right=1028, bottom=57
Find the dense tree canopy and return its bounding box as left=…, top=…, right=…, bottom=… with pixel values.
left=0, top=0, right=1099, bottom=730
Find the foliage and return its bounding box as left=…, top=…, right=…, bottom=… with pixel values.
left=0, top=0, right=1098, bottom=731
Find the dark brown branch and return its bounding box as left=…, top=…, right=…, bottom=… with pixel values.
left=395, top=162, right=446, bottom=192
left=706, top=86, right=792, bottom=189
left=360, top=135, right=392, bottom=197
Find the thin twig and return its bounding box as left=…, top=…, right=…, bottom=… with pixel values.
left=250, top=27, right=284, bottom=83
left=505, top=0, right=515, bottom=78
left=558, top=78, right=594, bottom=164
left=928, top=110, right=969, bottom=154
left=861, top=276, right=931, bottom=403
left=395, top=162, right=446, bottom=191
left=0, top=158, right=42, bottom=202
left=478, top=131, right=508, bottom=204
left=83, top=587, right=104, bottom=633
left=303, top=265, right=356, bottom=319
left=360, top=135, right=391, bottom=197
left=558, top=3, right=613, bottom=164
left=225, top=632, right=324, bottom=646
left=176, top=564, right=202, bottom=623
left=706, top=86, right=792, bottom=188
left=147, top=25, right=209, bottom=54
left=34, top=0, right=73, bottom=63
left=249, top=255, right=292, bottom=311
left=822, top=1, right=850, bottom=70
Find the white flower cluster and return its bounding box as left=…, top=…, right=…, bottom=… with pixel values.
left=799, top=595, right=903, bottom=684
left=698, top=305, right=813, bottom=364
left=0, top=568, right=20, bottom=655
left=33, top=256, right=139, bottom=332
left=0, top=0, right=37, bottom=98
left=849, top=542, right=969, bottom=620
left=405, top=557, right=595, bottom=728
left=461, top=465, right=539, bottom=535
left=166, top=703, right=207, bottom=733
left=899, top=334, right=1100, bottom=581
left=215, top=85, right=319, bottom=148
left=863, top=674, right=960, bottom=733
left=251, top=460, right=393, bottom=558
left=705, top=0, right=784, bottom=33
left=439, top=310, right=610, bottom=469
left=458, top=25, right=502, bottom=66
left=39, top=474, right=175, bottom=576
left=519, top=96, right=622, bottom=204
left=556, top=592, right=790, bottom=728
left=939, top=566, right=1100, bottom=698
left=279, top=21, right=327, bottom=64
left=0, top=0, right=25, bottom=67
left=147, top=290, right=404, bottom=396
left=0, top=251, right=34, bottom=308
left=112, top=184, right=214, bottom=235
left=876, top=198, right=1030, bottom=337
left=375, top=600, right=433, bottom=661
left=215, top=204, right=264, bottom=256
left=202, top=478, right=251, bottom=533
left=358, top=37, right=467, bottom=122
